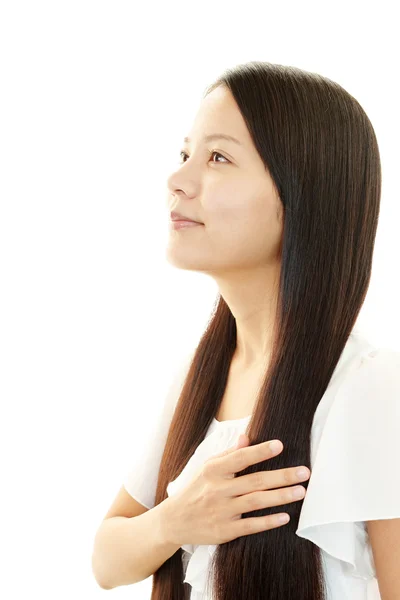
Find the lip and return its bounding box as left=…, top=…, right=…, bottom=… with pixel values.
left=170, top=220, right=203, bottom=230
left=170, top=210, right=202, bottom=224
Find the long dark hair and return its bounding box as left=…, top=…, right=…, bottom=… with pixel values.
left=151, top=61, right=381, bottom=599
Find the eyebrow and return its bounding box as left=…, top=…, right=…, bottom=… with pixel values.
left=183, top=133, right=243, bottom=146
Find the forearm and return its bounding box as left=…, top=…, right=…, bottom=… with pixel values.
left=92, top=499, right=182, bottom=589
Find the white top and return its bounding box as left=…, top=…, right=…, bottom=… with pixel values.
left=123, top=328, right=400, bottom=600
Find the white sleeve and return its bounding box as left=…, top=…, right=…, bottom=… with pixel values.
left=123, top=351, right=193, bottom=510
left=296, top=347, right=400, bottom=580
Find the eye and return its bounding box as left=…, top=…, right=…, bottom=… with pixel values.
left=179, top=150, right=230, bottom=165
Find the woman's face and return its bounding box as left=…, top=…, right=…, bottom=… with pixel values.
left=165, top=85, right=283, bottom=277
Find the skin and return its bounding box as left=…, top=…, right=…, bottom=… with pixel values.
left=165, top=85, right=284, bottom=370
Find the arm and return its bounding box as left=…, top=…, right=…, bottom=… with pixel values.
left=92, top=499, right=181, bottom=590
left=367, top=518, right=400, bottom=600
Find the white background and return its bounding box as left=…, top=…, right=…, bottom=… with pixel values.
left=0, top=1, right=399, bottom=598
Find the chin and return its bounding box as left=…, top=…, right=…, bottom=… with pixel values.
left=165, top=250, right=205, bottom=272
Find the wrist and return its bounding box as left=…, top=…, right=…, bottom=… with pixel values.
left=154, top=497, right=182, bottom=550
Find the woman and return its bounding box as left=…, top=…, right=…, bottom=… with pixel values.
left=123, top=61, right=400, bottom=599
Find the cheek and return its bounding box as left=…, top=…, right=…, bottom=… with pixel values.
left=204, top=199, right=253, bottom=235
left=204, top=187, right=280, bottom=249
left=225, top=210, right=280, bottom=261
left=203, top=182, right=245, bottom=214
left=208, top=217, right=269, bottom=262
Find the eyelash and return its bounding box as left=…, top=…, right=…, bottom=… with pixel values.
left=179, top=150, right=230, bottom=165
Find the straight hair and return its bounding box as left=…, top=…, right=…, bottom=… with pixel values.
left=151, top=61, right=381, bottom=599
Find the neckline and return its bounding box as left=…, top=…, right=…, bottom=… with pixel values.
left=211, top=331, right=362, bottom=426
left=212, top=414, right=252, bottom=425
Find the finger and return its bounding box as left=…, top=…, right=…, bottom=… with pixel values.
left=210, top=439, right=283, bottom=476
left=205, top=432, right=250, bottom=465
left=230, top=511, right=290, bottom=540
left=232, top=483, right=306, bottom=516
left=228, top=464, right=311, bottom=497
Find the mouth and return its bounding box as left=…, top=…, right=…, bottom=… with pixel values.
left=170, top=211, right=203, bottom=224
left=170, top=218, right=202, bottom=224
left=170, top=220, right=203, bottom=230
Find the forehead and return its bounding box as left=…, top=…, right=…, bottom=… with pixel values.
left=187, top=86, right=252, bottom=150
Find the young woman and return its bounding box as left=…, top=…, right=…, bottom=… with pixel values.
left=114, top=61, right=400, bottom=600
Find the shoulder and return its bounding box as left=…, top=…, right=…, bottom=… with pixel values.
left=335, top=342, right=400, bottom=414
left=296, top=341, right=400, bottom=581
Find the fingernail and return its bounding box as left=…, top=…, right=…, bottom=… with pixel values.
left=269, top=440, right=282, bottom=452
